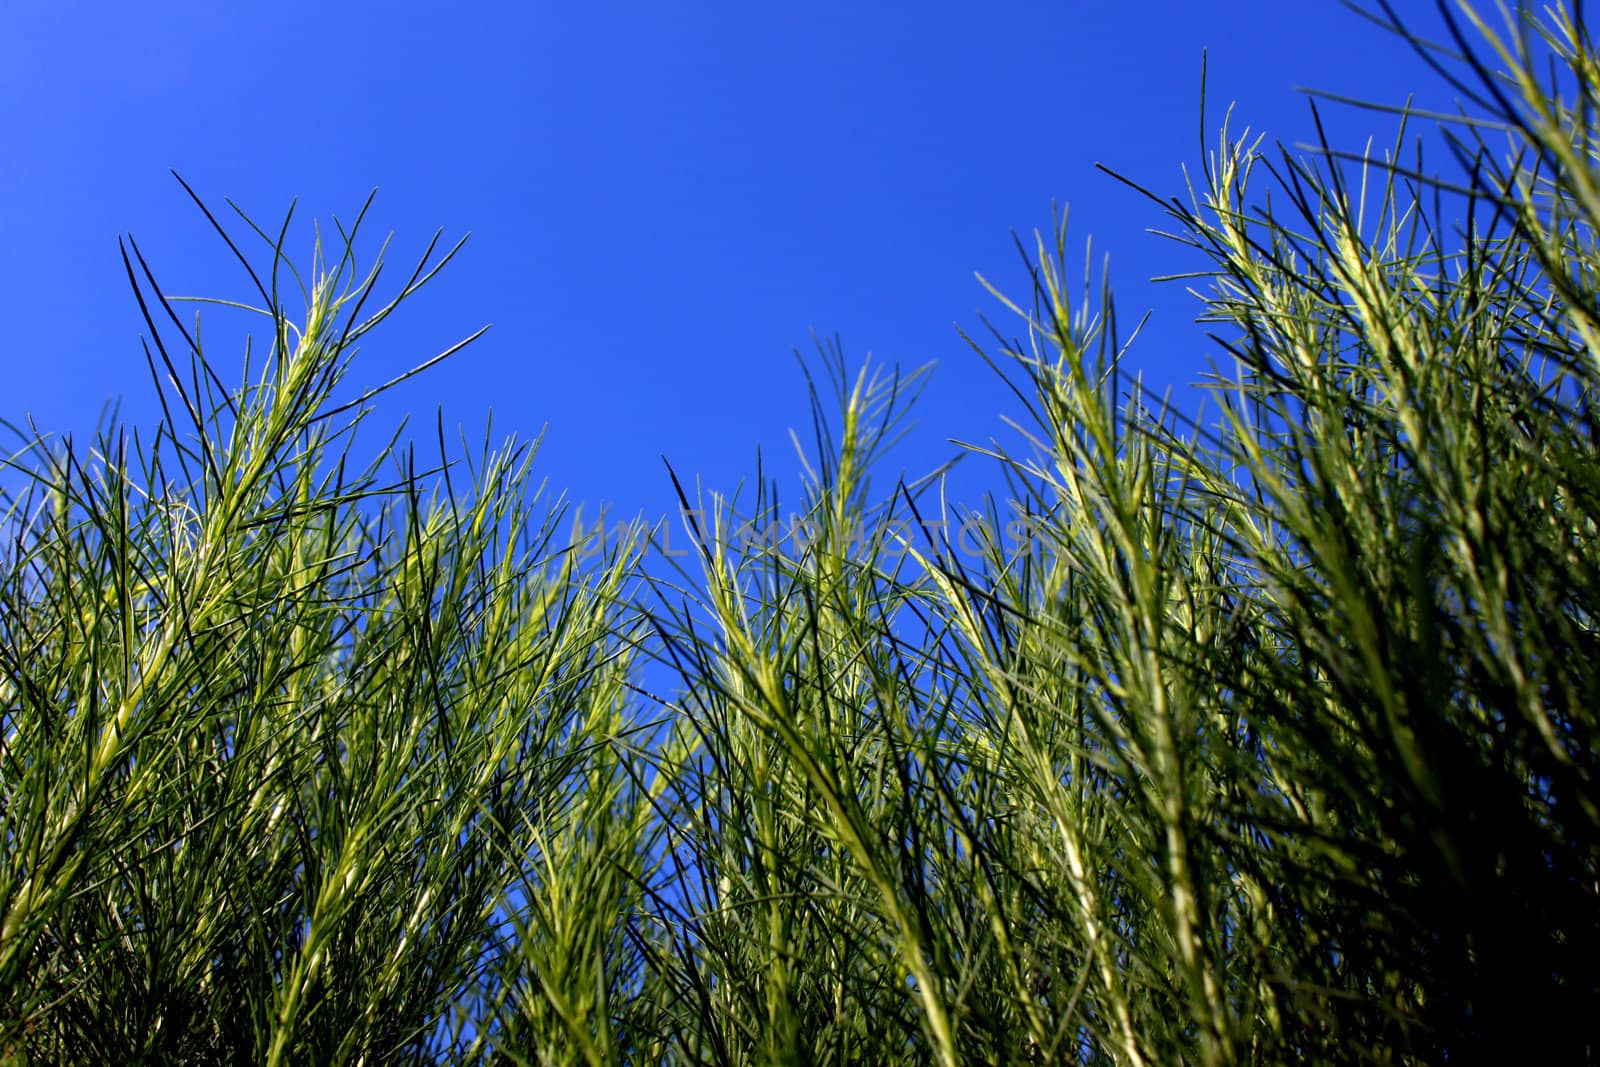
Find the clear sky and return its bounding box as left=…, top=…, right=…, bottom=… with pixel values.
left=3, top=1, right=1456, bottom=536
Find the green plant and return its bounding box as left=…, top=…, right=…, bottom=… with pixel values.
left=0, top=193, right=649, bottom=1063
left=3, top=2, right=1597, bottom=1062
left=636, top=2, right=1600, bottom=1062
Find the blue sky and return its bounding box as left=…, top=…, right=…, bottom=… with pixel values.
left=4, top=1, right=1454, bottom=538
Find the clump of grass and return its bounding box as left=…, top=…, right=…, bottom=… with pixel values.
left=2, top=1, right=1597, bottom=1063
left=0, top=194, right=647, bottom=1063
left=636, top=2, right=1600, bottom=1063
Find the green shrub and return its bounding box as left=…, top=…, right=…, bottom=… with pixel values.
left=2, top=2, right=1596, bottom=1062
left=0, top=198, right=650, bottom=1063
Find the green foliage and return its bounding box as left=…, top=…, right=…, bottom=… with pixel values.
left=3, top=2, right=1597, bottom=1062
left=0, top=196, right=648, bottom=1064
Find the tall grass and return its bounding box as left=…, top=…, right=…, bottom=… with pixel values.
left=0, top=196, right=649, bottom=1063
left=3, top=1, right=1597, bottom=1062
